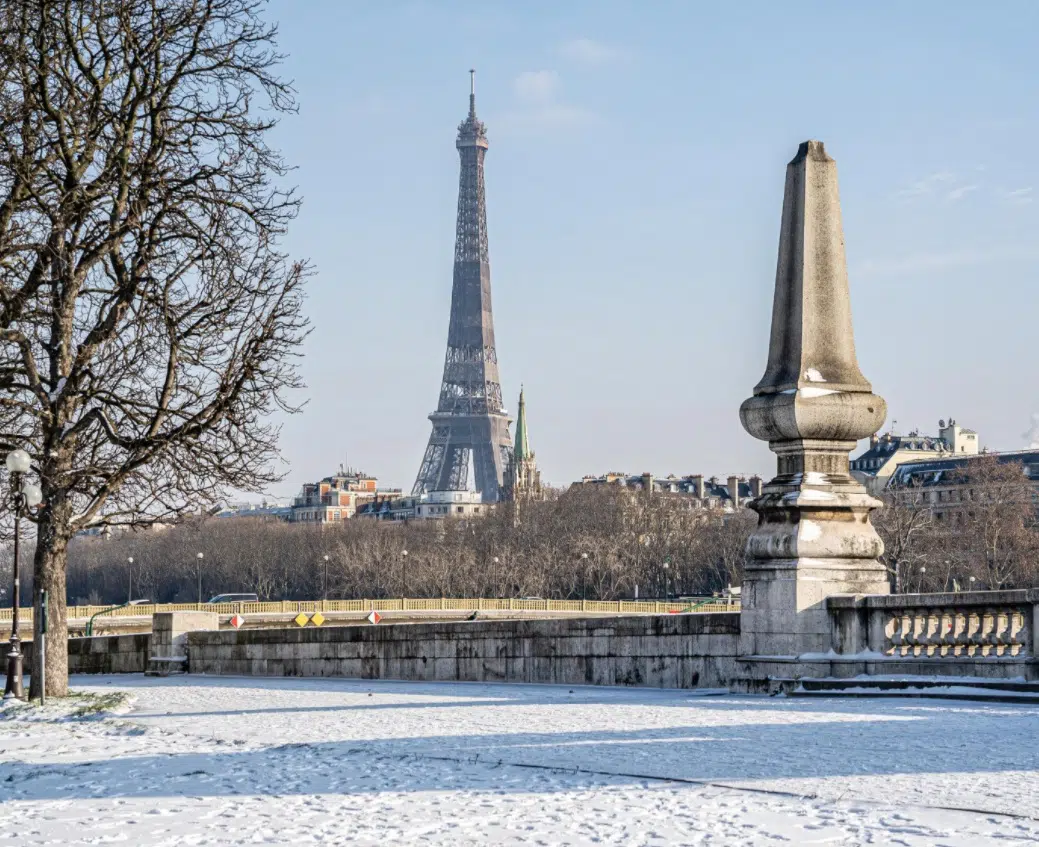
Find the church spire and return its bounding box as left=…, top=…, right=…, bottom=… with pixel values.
left=502, top=385, right=543, bottom=507
left=514, top=386, right=530, bottom=461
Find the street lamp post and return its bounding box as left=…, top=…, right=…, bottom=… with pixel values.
left=322, top=555, right=330, bottom=601
left=196, top=552, right=204, bottom=604
left=662, top=561, right=670, bottom=602
left=127, top=557, right=134, bottom=604
left=580, top=552, right=589, bottom=601
left=492, top=556, right=500, bottom=599
left=4, top=449, right=42, bottom=701
left=401, top=549, right=408, bottom=606
left=919, top=566, right=926, bottom=593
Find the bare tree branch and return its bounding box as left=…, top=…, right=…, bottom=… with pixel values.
left=0, top=0, right=308, bottom=696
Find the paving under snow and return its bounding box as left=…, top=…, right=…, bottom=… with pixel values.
left=2, top=675, right=1039, bottom=845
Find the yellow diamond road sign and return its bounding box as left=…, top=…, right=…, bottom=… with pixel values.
left=311, top=612, right=325, bottom=627
left=294, top=612, right=310, bottom=627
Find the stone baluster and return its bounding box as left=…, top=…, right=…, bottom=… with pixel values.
left=950, top=610, right=969, bottom=657
left=887, top=612, right=909, bottom=657
left=936, top=609, right=955, bottom=657
left=1008, top=609, right=1027, bottom=657
left=924, top=612, right=942, bottom=658
left=992, top=610, right=1010, bottom=657
left=981, top=609, right=998, bottom=657
left=909, top=612, right=928, bottom=658
left=966, top=610, right=983, bottom=657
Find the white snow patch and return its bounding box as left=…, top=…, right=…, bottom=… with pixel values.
left=2, top=676, right=1039, bottom=845
left=781, top=387, right=838, bottom=398
left=799, top=519, right=823, bottom=541
left=789, top=472, right=831, bottom=486
left=783, top=489, right=837, bottom=503
left=798, top=386, right=837, bottom=398
left=796, top=650, right=844, bottom=660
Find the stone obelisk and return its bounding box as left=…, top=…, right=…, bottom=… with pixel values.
left=739, top=140, right=889, bottom=659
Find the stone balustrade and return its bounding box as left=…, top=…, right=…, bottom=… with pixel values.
left=829, top=589, right=1038, bottom=661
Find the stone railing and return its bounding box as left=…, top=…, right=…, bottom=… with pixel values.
left=0, top=596, right=738, bottom=627
left=828, top=589, right=1038, bottom=661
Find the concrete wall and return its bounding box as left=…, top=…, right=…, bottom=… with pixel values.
left=3, top=633, right=150, bottom=675
left=151, top=611, right=218, bottom=659
left=186, top=614, right=741, bottom=689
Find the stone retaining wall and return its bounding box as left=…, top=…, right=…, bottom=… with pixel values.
left=68, top=634, right=151, bottom=674
left=3, top=634, right=150, bottom=676
left=186, top=613, right=741, bottom=689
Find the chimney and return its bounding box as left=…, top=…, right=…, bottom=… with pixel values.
left=727, top=475, right=740, bottom=508
left=749, top=475, right=763, bottom=498
left=642, top=471, right=653, bottom=496
left=690, top=474, right=705, bottom=500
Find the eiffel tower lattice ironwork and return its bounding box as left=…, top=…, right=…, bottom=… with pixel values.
left=412, top=71, right=513, bottom=502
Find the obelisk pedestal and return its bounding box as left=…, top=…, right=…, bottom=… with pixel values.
left=739, top=141, right=889, bottom=663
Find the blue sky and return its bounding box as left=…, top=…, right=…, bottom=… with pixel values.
left=261, top=0, right=1039, bottom=498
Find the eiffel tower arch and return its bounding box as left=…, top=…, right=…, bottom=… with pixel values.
left=412, top=72, right=513, bottom=503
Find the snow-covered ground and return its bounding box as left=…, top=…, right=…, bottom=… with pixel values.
left=2, top=676, right=1039, bottom=845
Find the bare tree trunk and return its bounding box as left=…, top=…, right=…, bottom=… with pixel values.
left=28, top=504, right=71, bottom=699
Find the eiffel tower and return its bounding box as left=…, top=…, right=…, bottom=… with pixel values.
left=412, top=71, right=513, bottom=502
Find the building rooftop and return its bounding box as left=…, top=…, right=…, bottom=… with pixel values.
left=890, top=449, right=1039, bottom=487
left=573, top=472, right=760, bottom=505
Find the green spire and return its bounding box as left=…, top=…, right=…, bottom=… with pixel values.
left=514, top=386, right=530, bottom=461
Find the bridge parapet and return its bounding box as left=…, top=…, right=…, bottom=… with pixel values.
left=828, top=590, right=1038, bottom=661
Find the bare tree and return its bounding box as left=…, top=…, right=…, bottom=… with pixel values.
left=64, top=486, right=763, bottom=608
left=0, top=0, right=308, bottom=696
left=950, top=456, right=1038, bottom=589
left=693, top=512, right=754, bottom=594
left=873, top=482, right=940, bottom=592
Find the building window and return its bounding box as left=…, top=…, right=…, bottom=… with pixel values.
left=457, top=506, right=463, bottom=513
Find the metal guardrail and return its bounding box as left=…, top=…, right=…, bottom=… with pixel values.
left=1, top=596, right=740, bottom=624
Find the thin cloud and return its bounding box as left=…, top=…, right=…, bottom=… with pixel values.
left=858, top=245, right=1039, bottom=277
left=514, top=70, right=559, bottom=105
left=946, top=184, right=979, bottom=201
left=894, top=171, right=956, bottom=199
left=894, top=169, right=1036, bottom=206
left=501, top=70, right=596, bottom=133
left=1002, top=187, right=1034, bottom=205
left=559, top=37, right=627, bottom=65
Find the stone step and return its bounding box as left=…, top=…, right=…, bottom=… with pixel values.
left=145, top=656, right=187, bottom=677
left=799, top=677, right=1039, bottom=693
left=779, top=677, right=1039, bottom=704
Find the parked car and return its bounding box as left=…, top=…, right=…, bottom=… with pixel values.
left=206, top=593, right=259, bottom=604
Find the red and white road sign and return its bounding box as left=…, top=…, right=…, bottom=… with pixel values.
left=229, top=614, right=245, bottom=629
left=367, top=610, right=381, bottom=625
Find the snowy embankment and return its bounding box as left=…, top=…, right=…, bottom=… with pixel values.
left=2, top=676, right=1039, bottom=846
